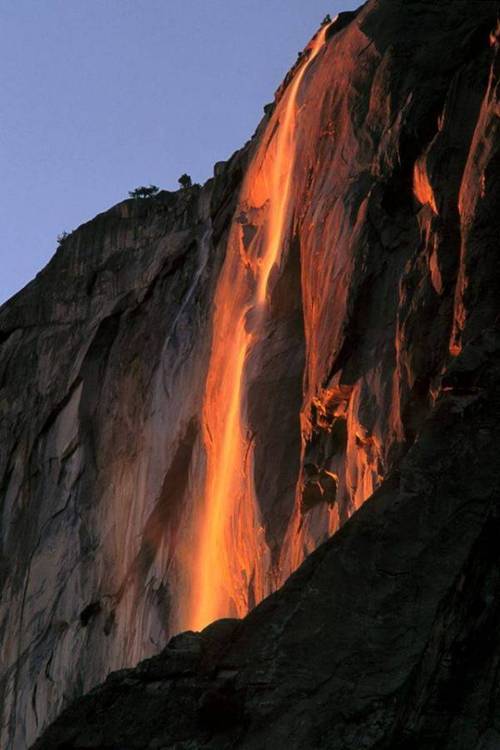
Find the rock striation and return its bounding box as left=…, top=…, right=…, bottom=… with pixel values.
left=0, top=0, right=498, bottom=747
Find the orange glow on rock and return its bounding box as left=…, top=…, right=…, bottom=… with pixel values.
left=185, top=25, right=330, bottom=632
left=413, top=159, right=438, bottom=214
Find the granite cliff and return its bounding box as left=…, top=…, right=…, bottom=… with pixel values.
left=1, top=0, right=499, bottom=747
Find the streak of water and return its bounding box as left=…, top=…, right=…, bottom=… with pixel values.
left=186, top=25, right=330, bottom=631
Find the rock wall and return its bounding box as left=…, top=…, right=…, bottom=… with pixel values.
left=1, top=0, right=499, bottom=746
left=0, top=170, right=247, bottom=747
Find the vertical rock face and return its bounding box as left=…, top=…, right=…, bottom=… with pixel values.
left=276, top=0, right=499, bottom=574
left=1, top=0, right=499, bottom=746
left=0, top=174, right=248, bottom=747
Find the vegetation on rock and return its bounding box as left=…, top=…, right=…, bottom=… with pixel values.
left=178, top=173, right=193, bottom=190
left=128, top=185, right=160, bottom=199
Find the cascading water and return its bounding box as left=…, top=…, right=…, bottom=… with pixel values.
left=186, top=23, right=331, bottom=632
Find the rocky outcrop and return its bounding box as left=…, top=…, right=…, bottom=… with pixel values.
left=1, top=0, right=499, bottom=746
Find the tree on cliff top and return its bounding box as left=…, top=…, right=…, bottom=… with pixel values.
left=178, top=173, right=192, bottom=190
left=128, top=185, right=159, bottom=199
left=56, top=231, right=70, bottom=245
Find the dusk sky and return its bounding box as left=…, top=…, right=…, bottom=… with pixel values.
left=1, top=0, right=359, bottom=304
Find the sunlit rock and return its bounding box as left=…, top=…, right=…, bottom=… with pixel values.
left=1, top=0, right=499, bottom=746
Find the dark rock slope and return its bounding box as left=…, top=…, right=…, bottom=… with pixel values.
left=0, top=0, right=498, bottom=746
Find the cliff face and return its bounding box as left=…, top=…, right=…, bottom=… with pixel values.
left=1, top=0, right=499, bottom=747
left=0, top=175, right=246, bottom=747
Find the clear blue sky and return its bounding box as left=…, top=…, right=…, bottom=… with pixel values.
left=0, top=0, right=359, bottom=304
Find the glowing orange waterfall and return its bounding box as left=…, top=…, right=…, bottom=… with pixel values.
left=186, top=24, right=330, bottom=632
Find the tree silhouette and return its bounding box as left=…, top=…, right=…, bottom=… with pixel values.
left=128, top=185, right=160, bottom=199
left=178, top=173, right=192, bottom=190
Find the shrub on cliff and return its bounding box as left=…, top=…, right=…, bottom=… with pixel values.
left=56, top=231, right=69, bottom=245
left=128, top=185, right=159, bottom=199
left=178, top=173, right=192, bottom=190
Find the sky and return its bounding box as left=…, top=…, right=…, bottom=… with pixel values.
left=0, top=0, right=359, bottom=305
